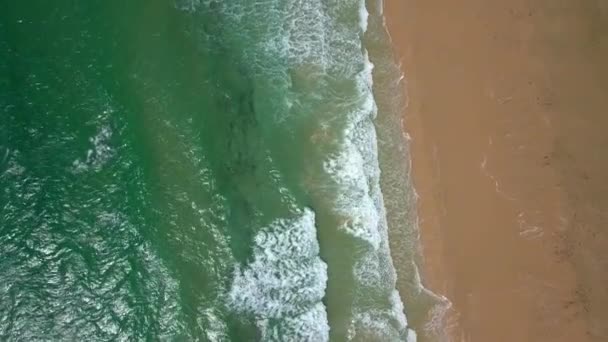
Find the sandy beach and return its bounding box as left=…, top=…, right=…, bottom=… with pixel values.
left=384, top=0, right=608, bottom=341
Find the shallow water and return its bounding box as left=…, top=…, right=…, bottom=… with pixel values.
left=0, top=1, right=434, bottom=340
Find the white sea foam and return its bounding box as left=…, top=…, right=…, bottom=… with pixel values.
left=257, top=0, right=413, bottom=338
left=72, top=111, right=114, bottom=173
left=228, top=209, right=329, bottom=341
left=322, top=0, right=414, bottom=337
left=183, top=0, right=416, bottom=339
left=199, top=308, right=229, bottom=342
left=4, top=149, right=26, bottom=176
left=359, top=0, right=370, bottom=32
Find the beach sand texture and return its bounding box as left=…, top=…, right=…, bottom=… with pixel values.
left=385, top=0, right=608, bottom=341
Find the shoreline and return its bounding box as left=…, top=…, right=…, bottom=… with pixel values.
left=384, top=0, right=608, bottom=341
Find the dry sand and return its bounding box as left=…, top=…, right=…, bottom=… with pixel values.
left=384, top=0, right=608, bottom=341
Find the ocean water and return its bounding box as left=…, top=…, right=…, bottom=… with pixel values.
left=0, top=0, right=436, bottom=341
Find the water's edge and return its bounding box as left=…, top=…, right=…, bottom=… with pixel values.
left=367, top=0, right=452, bottom=340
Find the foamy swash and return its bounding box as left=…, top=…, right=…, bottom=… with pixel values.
left=179, top=0, right=416, bottom=340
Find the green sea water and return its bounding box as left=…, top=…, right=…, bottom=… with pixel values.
left=0, top=0, right=440, bottom=341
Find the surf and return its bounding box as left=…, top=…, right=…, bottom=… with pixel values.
left=187, top=0, right=418, bottom=340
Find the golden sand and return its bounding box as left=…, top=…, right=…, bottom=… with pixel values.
left=385, top=0, right=608, bottom=340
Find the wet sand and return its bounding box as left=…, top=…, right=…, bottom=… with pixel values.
left=384, top=0, right=608, bottom=341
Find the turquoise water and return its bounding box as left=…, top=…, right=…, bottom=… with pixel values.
left=0, top=0, right=435, bottom=340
